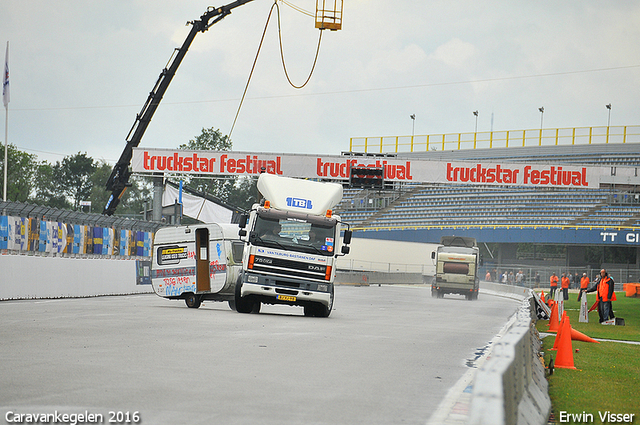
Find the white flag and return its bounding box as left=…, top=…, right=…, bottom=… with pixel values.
left=3, top=42, right=9, bottom=108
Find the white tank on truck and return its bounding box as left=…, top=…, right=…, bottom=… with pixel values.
left=151, top=223, right=244, bottom=309
left=237, top=173, right=352, bottom=317
left=431, top=236, right=481, bottom=300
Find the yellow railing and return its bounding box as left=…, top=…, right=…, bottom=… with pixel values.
left=349, top=125, right=640, bottom=154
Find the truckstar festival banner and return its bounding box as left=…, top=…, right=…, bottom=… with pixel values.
left=132, top=148, right=601, bottom=189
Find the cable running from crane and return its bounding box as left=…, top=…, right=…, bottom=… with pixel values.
left=228, top=2, right=277, bottom=141
left=276, top=0, right=323, bottom=89
left=280, top=0, right=314, bottom=17
left=229, top=0, right=323, bottom=140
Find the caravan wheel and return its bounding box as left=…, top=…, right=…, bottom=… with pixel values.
left=185, top=293, right=202, bottom=309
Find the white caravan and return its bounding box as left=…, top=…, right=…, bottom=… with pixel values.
left=151, top=223, right=244, bottom=309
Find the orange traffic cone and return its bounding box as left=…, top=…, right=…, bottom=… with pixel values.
left=548, top=301, right=560, bottom=332
left=540, top=290, right=546, bottom=304
left=554, top=314, right=577, bottom=370
left=551, top=312, right=567, bottom=350
left=570, top=328, right=600, bottom=344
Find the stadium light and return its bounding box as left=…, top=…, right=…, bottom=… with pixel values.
left=606, top=104, right=612, bottom=127
left=473, top=111, right=478, bottom=133
left=538, top=106, right=544, bottom=130
left=410, top=114, right=415, bottom=138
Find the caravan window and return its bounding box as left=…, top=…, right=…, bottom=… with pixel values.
left=157, top=245, right=188, bottom=265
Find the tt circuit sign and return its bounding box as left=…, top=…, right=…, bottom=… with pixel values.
left=132, top=148, right=602, bottom=189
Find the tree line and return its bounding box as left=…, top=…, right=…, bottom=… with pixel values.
left=0, top=127, right=258, bottom=217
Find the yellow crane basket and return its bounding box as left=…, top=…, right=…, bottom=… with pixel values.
left=315, top=0, right=342, bottom=30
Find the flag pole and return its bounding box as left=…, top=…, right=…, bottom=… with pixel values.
left=3, top=41, right=9, bottom=202
left=3, top=105, right=7, bottom=202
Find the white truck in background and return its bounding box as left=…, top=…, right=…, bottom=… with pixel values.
left=151, top=223, right=244, bottom=309
left=237, top=173, right=352, bottom=317
left=431, top=236, right=480, bottom=300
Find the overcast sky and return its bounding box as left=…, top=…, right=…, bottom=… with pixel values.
left=1, top=1, right=639, bottom=165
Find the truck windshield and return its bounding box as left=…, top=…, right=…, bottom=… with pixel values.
left=252, top=215, right=336, bottom=256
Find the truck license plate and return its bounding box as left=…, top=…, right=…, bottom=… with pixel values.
left=277, top=295, right=297, bottom=302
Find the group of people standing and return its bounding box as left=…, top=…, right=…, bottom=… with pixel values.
left=485, top=269, right=527, bottom=286
left=548, top=271, right=583, bottom=300
left=549, top=269, right=616, bottom=324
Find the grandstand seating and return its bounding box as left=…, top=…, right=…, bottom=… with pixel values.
left=335, top=143, right=640, bottom=229
left=337, top=184, right=640, bottom=228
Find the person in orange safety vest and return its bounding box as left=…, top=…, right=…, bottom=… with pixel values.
left=561, top=273, right=570, bottom=301
left=577, top=273, right=590, bottom=301
left=549, top=273, right=559, bottom=300
left=586, top=269, right=616, bottom=323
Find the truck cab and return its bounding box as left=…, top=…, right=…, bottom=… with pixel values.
left=237, top=174, right=351, bottom=317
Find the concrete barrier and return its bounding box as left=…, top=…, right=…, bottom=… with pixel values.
left=468, top=291, right=551, bottom=425
left=481, top=281, right=531, bottom=299
left=0, top=254, right=152, bottom=300
left=335, top=271, right=424, bottom=286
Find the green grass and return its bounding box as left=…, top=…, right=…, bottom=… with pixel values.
left=536, top=292, right=640, bottom=423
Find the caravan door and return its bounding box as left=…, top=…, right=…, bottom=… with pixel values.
left=195, top=228, right=211, bottom=292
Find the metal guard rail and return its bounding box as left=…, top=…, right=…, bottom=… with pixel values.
left=350, top=125, right=640, bottom=153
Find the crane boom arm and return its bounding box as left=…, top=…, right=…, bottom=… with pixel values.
left=103, top=0, right=255, bottom=216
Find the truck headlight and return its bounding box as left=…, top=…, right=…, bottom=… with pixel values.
left=247, top=275, right=259, bottom=283
left=317, top=284, right=328, bottom=292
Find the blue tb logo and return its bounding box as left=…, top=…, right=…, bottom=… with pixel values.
left=286, top=197, right=313, bottom=209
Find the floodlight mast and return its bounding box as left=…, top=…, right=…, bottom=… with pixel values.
left=103, top=0, right=256, bottom=216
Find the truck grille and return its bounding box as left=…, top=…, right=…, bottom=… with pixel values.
left=251, top=255, right=328, bottom=281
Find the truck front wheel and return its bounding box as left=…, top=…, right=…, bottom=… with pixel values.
left=234, top=280, right=260, bottom=314
left=304, top=288, right=333, bottom=317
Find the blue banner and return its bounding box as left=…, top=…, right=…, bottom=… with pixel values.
left=73, top=225, right=82, bottom=254
left=357, top=226, right=640, bottom=247
left=0, top=216, right=8, bottom=250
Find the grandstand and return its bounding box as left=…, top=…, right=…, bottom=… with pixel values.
left=333, top=135, right=640, bottom=278
left=337, top=185, right=640, bottom=229
left=334, top=139, right=640, bottom=237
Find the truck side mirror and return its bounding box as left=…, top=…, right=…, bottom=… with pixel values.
left=431, top=251, right=435, bottom=260
left=343, top=230, right=352, bottom=245
left=341, top=245, right=350, bottom=255
left=238, top=214, right=249, bottom=229
left=479, top=255, right=484, bottom=266
left=239, top=229, right=247, bottom=237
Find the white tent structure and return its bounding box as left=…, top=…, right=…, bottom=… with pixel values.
left=162, top=182, right=235, bottom=224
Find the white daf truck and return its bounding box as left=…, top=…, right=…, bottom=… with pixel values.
left=151, top=223, right=245, bottom=309
left=236, top=173, right=352, bottom=317
left=431, top=236, right=480, bottom=300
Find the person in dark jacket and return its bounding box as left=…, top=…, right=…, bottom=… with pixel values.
left=586, top=269, right=616, bottom=323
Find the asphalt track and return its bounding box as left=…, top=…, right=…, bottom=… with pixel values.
left=1, top=285, right=519, bottom=425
